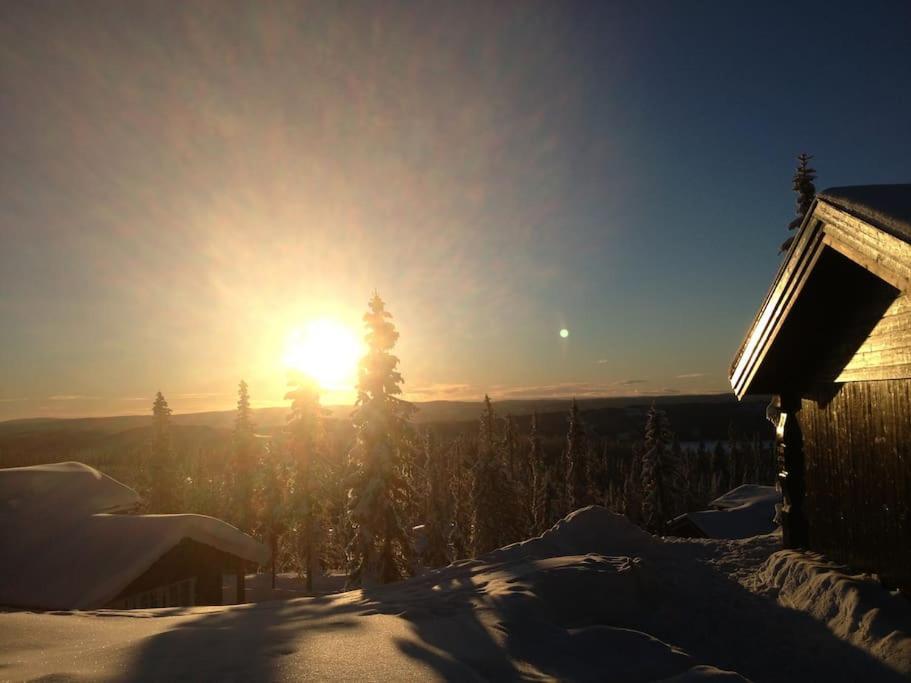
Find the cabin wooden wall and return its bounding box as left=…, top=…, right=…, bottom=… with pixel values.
left=109, top=538, right=242, bottom=607
left=799, top=380, right=911, bottom=590
left=837, top=294, right=911, bottom=382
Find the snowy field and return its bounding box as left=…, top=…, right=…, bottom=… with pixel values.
left=2, top=507, right=909, bottom=682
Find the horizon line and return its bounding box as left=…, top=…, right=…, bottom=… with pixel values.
left=0, top=390, right=738, bottom=424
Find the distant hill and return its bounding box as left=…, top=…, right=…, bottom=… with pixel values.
left=0, top=394, right=772, bottom=471
left=0, top=393, right=761, bottom=433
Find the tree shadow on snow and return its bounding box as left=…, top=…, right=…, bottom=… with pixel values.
left=120, top=538, right=907, bottom=682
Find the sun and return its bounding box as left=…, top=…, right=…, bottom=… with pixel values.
left=282, top=319, right=363, bottom=390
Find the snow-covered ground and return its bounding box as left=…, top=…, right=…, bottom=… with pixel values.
left=2, top=507, right=908, bottom=682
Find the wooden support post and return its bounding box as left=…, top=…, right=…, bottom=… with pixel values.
left=235, top=559, right=245, bottom=605
left=271, top=530, right=277, bottom=590
left=775, top=394, right=809, bottom=549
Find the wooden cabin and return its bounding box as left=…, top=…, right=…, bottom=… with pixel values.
left=730, top=184, right=911, bottom=591
left=0, top=462, right=269, bottom=610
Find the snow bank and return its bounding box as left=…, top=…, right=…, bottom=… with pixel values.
left=0, top=462, right=269, bottom=610
left=2, top=504, right=904, bottom=681
left=500, top=505, right=659, bottom=559
left=759, top=550, right=911, bottom=675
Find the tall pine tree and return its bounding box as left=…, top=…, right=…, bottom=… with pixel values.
left=421, top=431, right=451, bottom=568
left=149, top=391, right=175, bottom=512
left=256, top=438, right=288, bottom=590
left=640, top=405, right=684, bottom=534
left=346, top=293, right=415, bottom=585
left=448, top=437, right=473, bottom=561
left=286, top=372, right=325, bottom=592
left=529, top=411, right=547, bottom=534
left=564, top=398, right=589, bottom=510
left=470, top=395, right=513, bottom=555
left=780, top=153, right=817, bottom=253
left=232, top=379, right=256, bottom=532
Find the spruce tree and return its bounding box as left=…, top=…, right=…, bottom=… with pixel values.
left=232, top=379, right=256, bottom=532
left=529, top=411, right=546, bottom=533
left=538, top=414, right=567, bottom=528
left=695, top=441, right=711, bottom=501
left=501, top=414, right=520, bottom=481
left=470, top=395, right=512, bottom=555
left=780, top=153, right=817, bottom=253
left=149, top=391, right=175, bottom=511
left=640, top=405, right=684, bottom=534
left=286, top=372, right=325, bottom=592
left=422, top=431, right=450, bottom=568
left=564, top=399, right=589, bottom=510
left=711, top=440, right=729, bottom=498
left=448, top=437, right=473, bottom=560
left=624, top=445, right=644, bottom=524
left=346, top=293, right=415, bottom=586
left=256, top=439, right=288, bottom=590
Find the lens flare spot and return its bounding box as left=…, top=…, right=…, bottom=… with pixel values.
left=560, top=328, right=570, bottom=339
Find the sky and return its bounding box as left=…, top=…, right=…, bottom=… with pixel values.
left=1, top=1, right=910, bottom=420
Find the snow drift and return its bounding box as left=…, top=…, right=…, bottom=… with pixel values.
left=2, top=504, right=906, bottom=682
left=758, top=550, right=911, bottom=675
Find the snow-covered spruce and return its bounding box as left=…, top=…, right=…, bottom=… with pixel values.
left=640, top=404, right=685, bottom=534
left=346, top=293, right=415, bottom=586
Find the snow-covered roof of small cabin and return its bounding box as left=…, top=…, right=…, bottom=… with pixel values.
left=819, top=184, right=911, bottom=243
left=0, top=462, right=269, bottom=610
left=674, top=485, right=779, bottom=540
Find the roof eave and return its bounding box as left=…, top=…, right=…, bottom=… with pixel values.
left=728, top=200, right=823, bottom=399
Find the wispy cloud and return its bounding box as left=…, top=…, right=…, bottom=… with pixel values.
left=492, top=382, right=614, bottom=399
left=486, top=381, right=696, bottom=400
left=675, top=373, right=705, bottom=379
left=48, top=394, right=99, bottom=401
left=0, top=397, right=29, bottom=402
left=596, top=359, right=609, bottom=365
left=174, top=392, right=223, bottom=400
left=406, top=383, right=480, bottom=401
left=616, top=379, right=647, bottom=386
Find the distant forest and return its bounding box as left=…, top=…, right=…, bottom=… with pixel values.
left=0, top=389, right=776, bottom=584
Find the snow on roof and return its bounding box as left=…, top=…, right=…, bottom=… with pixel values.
left=0, top=462, right=269, bottom=610
left=818, top=184, right=911, bottom=243
left=675, top=485, right=780, bottom=540
left=0, top=461, right=140, bottom=517
left=708, top=484, right=779, bottom=511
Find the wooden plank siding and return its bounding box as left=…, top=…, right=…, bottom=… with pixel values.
left=107, top=538, right=245, bottom=607
left=837, top=294, right=911, bottom=382
left=800, top=380, right=911, bottom=591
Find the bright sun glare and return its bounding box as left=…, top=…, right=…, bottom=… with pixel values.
left=282, top=319, right=363, bottom=390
